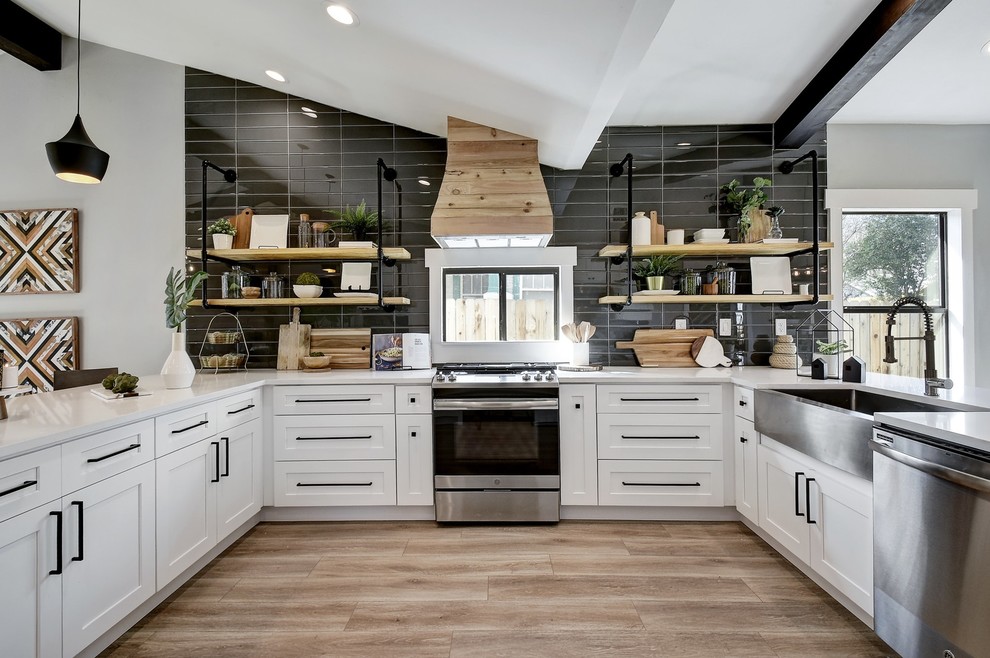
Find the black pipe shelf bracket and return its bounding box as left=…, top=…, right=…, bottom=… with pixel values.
left=376, top=157, right=399, bottom=312
left=198, top=159, right=239, bottom=311
left=778, top=149, right=823, bottom=312
left=608, top=153, right=635, bottom=312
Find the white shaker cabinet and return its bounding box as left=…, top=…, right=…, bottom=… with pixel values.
left=216, top=418, right=263, bottom=540
left=559, top=384, right=598, bottom=506
left=733, top=385, right=759, bottom=525
left=395, top=415, right=433, bottom=506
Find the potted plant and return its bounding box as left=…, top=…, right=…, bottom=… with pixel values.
left=814, top=338, right=851, bottom=378
left=293, top=272, right=323, bottom=298
left=633, top=254, right=683, bottom=290
left=719, top=177, right=771, bottom=243
left=206, top=218, right=236, bottom=250
left=162, top=267, right=209, bottom=389
left=328, top=200, right=382, bottom=242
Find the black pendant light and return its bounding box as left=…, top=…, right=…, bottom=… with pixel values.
left=46, top=0, right=109, bottom=184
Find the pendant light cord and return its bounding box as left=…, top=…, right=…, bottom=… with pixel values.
left=76, top=0, right=81, bottom=115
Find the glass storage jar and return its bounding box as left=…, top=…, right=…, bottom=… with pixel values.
left=681, top=269, right=701, bottom=295
left=220, top=265, right=250, bottom=299
left=262, top=273, right=285, bottom=299
left=714, top=261, right=736, bottom=295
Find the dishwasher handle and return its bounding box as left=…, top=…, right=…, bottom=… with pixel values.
left=871, top=438, right=990, bottom=494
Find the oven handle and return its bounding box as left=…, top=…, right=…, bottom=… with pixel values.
left=433, top=399, right=559, bottom=411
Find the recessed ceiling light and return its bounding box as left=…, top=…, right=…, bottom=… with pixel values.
left=301, top=106, right=315, bottom=113
left=327, top=4, right=357, bottom=25
left=417, top=177, right=430, bottom=186
left=265, top=70, right=286, bottom=83
left=983, top=40, right=990, bottom=55
left=302, top=110, right=318, bottom=119
left=677, top=142, right=691, bottom=147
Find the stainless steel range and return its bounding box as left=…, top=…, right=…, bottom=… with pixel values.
left=432, top=363, right=560, bottom=523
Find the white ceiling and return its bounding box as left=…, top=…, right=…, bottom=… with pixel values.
left=13, top=0, right=990, bottom=168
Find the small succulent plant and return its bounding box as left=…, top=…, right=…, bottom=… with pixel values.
left=296, top=272, right=321, bottom=286
left=206, top=218, right=236, bottom=235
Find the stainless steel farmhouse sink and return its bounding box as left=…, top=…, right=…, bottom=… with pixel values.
left=754, top=387, right=976, bottom=480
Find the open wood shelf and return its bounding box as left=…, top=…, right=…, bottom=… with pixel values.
left=190, top=296, right=411, bottom=308
left=186, top=247, right=412, bottom=262
left=597, top=242, right=832, bottom=258
left=598, top=294, right=834, bottom=305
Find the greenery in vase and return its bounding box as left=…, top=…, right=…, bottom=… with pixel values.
left=719, top=177, right=771, bottom=235
left=295, top=272, right=321, bottom=286
left=815, top=339, right=851, bottom=355
left=327, top=200, right=383, bottom=240
left=766, top=206, right=785, bottom=219
left=206, top=218, right=236, bottom=235
left=164, top=267, right=209, bottom=332
left=633, top=254, right=683, bottom=279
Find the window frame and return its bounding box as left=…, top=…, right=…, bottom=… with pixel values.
left=442, top=267, right=560, bottom=342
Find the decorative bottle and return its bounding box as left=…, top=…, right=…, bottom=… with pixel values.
left=298, top=213, right=313, bottom=248
left=631, top=211, right=651, bottom=246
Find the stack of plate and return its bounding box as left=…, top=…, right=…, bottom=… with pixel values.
left=693, top=228, right=727, bottom=244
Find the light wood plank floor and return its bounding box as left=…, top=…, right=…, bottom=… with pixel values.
left=101, top=521, right=896, bottom=657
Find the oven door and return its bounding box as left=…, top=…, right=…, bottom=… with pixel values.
left=432, top=389, right=559, bottom=479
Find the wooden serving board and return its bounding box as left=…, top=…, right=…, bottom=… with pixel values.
left=615, top=328, right=715, bottom=367
left=309, top=328, right=372, bottom=369
left=276, top=307, right=310, bottom=370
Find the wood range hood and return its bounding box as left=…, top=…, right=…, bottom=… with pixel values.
left=431, top=117, right=553, bottom=248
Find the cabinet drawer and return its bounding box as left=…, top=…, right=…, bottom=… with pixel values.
left=395, top=385, right=432, bottom=414
left=598, top=460, right=724, bottom=507
left=0, top=446, right=61, bottom=523
left=597, top=385, right=723, bottom=414
left=216, top=389, right=263, bottom=432
left=273, top=385, right=394, bottom=415
left=274, top=460, right=397, bottom=506
left=155, top=402, right=216, bottom=457
left=597, top=414, right=723, bottom=460
left=734, top=386, right=754, bottom=422
left=274, top=415, right=396, bottom=461
left=62, top=419, right=155, bottom=494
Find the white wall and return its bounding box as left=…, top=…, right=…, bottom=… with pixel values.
left=0, top=41, right=184, bottom=376
left=827, top=123, right=989, bottom=386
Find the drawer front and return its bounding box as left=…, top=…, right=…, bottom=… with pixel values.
left=598, top=460, right=725, bottom=507
left=597, top=414, right=723, bottom=460
left=62, top=419, right=155, bottom=494
left=734, top=386, right=755, bottom=422
left=394, top=385, right=432, bottom=415
left=216, top=389, right=263, bottom=432
left=273, top=385, right=394, bottom=415
left=0, top=446, right=61, bottom=523
left=274, top=460, right=397, bottom=506
left=154, top=402, right=216, bottom=457
left=274, top=415, right=396, bottom=461
left=597, top=385, right=723, bottom=414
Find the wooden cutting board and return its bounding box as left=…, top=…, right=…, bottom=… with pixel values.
left=615, top=328, right=714, bottom=367
left=309, top=328, right=372, bottom=369
left=277, top=307, right=310, bottom=370
left=230, top=207, right=254, bottom=250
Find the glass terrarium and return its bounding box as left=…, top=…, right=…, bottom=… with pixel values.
left=795, top=309, right=854, bottom=379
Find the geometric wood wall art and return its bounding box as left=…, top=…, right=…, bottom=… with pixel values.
left=0, top=317, right=78, bottom=392
left=0, top=208, right=79, bottom=294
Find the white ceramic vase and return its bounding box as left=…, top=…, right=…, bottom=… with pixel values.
left=161, top=333, right=196, bottom=389
left=212, top=233, right=233, bottom=249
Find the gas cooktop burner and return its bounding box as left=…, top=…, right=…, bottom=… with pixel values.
left=433, top=362, right=558, bottom=386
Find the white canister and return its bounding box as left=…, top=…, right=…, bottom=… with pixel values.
left=1, top=364, right=18, bottom=389
left=571, top=343, right=590, bottom=367
left=631, top=212, right=651, bottom=246
left=667, top=229, right=685, bottom=245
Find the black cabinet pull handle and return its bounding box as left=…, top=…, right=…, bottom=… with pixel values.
left=86, top=443, right=141, bottom=463
left=805, top=477, right=817, bottom=525
left=295, top=398, right=371, bottom=403
left=739, top=436, right=748, bottom=443
left=411, top=431, right=417, bottom=438
left=221, top=437, right=230, bottom=477
left=575, top=403, right=581, bottom=409
left=738, top=399, right=748, bottom=407
left=228, top=404, right=255, bottom=415
left=296, top=482, right=373, bottom=487
left=0, top=480, right=37, bottom=498
left=71, top=501, right=84, bottom=562
left=211, top=442, right=221, bottom=483
left=49, top=511, right=63, bottom=575
left=795, top=472, right=806, bottom=517
left=621, top=481, right=701, bottom=487
left=620, top=435, right=700, bottom=440
left=172, top=419, right=209, bottom=434
left=620, top=397, right=699, bottom=402
left=295, top=435, right=373, bottom=441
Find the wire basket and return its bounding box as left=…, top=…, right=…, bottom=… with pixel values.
left=198, top=312, right=249, bottom=372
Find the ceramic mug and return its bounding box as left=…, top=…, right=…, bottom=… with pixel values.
left=667, top=229, right=685, bottom=245
left=571, top=342, right=590, bottom=366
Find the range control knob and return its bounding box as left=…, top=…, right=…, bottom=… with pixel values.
left=522, top=373, right=532, bottom=381
left=435, top=373, right=446, bottom=382
left=545, top=371, right=555, bottom=381
left=448, top=373, right=457, bottom=382
left=534, top=373, right=544, bottom=381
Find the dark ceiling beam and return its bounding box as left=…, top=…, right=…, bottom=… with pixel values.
left=0, top=0, right=62, bottom=71
left=774, top=0, right=952, bottom=149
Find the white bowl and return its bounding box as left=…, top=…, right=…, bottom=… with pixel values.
left=293, top=284, right=323, bottom=298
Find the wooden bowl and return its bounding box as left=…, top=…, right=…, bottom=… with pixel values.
left=301, top=355, right=331, bottom=369
left=242, top=286, right=261, bottom=299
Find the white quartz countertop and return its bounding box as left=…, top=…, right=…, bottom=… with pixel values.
left=874, top=412, right=990, bottom=454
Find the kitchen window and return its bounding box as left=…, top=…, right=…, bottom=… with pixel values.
left=841, top=211, right=948, bottom=378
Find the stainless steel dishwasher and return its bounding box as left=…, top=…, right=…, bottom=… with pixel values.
left=871, top=425, right=990, bottom=658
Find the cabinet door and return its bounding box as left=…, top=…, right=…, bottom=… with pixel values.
left=757, top=443, right=810, bottom=563
left=733, top=386, right=754, bottom=422
left=216, top=418, right=263, bottom=541
left=559, top=384, right=598, bottom=506
left=809, top=466, right=874, bottom=614
left=62, top=461, right=156, bottom=658
left=156, top=439, right=218, bottom=584
left=0, top=502, right=61, bottom=658
left=395, top=415, right=433, bottom=506
left=734, top=417, right=759, bottom=524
